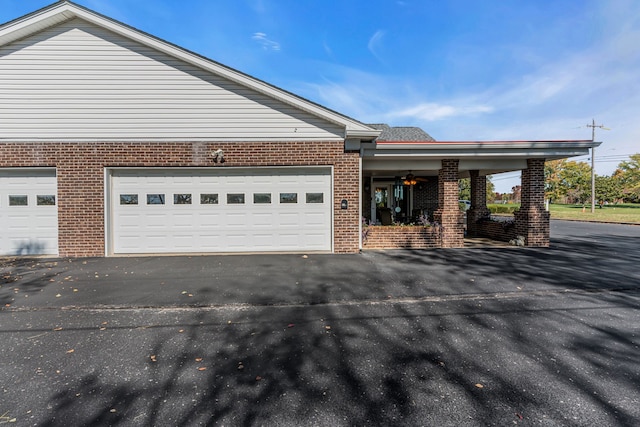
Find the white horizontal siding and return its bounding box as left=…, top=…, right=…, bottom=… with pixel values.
left=0, top=18, right=344, bottom=142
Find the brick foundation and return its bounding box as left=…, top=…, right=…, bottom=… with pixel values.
left=475, top=219, right=517, bottom=242
left=0, top=141, right=359, bottom=256
left=362, top=225, right=441, bottom=249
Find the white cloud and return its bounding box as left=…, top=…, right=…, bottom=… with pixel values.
left=252, top=32, right=280, bottom=51
left=367, top=30, right=386, bottom=62
left=389, top=102, right=493, bottom=121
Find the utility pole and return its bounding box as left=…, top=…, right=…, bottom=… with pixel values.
left=586, top=119, right=607, bottom=213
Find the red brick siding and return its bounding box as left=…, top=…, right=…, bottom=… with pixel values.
left=0, top=141, right=358, bottom=256
left=412, top=179, right=438, bottom=219
left=475, top=220, right=517, bottom=242
left=515, top=158, right=550, bottom=247
left=466, top=170, right=491, bottom=236
left=362, top=226, right=441, bottom=249
left=433, top=159, right=464, bottom=248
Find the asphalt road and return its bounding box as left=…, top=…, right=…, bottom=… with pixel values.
left=1, top=220, right=639, bottom=426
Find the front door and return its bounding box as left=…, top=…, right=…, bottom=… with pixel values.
left=372, top=182, right=409, bottom=224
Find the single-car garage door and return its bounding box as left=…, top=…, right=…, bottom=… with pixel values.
left=110, top=168, right=332, bottom=254
left=0, top=169, right=58, bottom=256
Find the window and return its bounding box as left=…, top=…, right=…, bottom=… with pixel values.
left=120, top=194, right=138, bottom=205
left=253, top=193, right=271, bottom=204
left=200, top=193, right=219, bottom=204
left=280, top=193, right=298, bottom=203
left=306, top=193, right=324, bottom=203
left=147, top=194, right=165, bottom=205
left=227, top=193, right=245, bottom=204
left=9, top=195, right=28, bottom=206
left=174, top=194, right=192, bottom=205
left=37, top=195, right=56, bottom=206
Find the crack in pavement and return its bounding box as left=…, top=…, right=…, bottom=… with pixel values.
left=2, top=286, right=638, bottom=313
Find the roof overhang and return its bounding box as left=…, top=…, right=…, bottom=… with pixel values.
left=363, top=139, right=601, bottom=176
left=0, top=1, right=380, bottom=142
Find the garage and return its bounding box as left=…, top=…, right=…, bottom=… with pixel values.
left=109, top=168, right=333, bottom=254
left=0, top=169, right=58, bottom=256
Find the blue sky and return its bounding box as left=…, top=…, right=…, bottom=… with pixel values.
left=2, top=0, right=639, bottom=192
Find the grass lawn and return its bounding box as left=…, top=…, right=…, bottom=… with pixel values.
left=487, top=203, right=640, bottom=224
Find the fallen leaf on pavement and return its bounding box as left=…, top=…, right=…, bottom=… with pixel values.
left=197, top=367, right=207, bottom=371
left=53, top=327, right=63, bottom=331
left=66, top=349, right=75, bottom=354
left=475, top=383, right=484, bottom=389
left=195, top=358, right=203, bottom=362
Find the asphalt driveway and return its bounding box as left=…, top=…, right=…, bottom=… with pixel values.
left=1, top=220, right=639, bottom=426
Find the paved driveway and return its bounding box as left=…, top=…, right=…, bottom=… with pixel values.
left=1, top=220, right=639, bottom=426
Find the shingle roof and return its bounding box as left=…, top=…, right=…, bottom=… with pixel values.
left=368, top=124, right=436, bottom=142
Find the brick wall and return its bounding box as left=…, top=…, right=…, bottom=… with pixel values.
left=413, top=179, right=438, bottom=220
left=515, top=158, right=550, bottom=247
left=362, top=225, right=441, bottom=249
left=475, top=219, right=517, bottom=242
left=466, top=170, right=491, bottom=236
left=0, top=141, right=359, bottom=256
left=433, top=159, right=464, bottom=247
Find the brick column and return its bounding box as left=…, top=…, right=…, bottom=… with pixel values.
left=433, top=159, right=464, bottom=247
left=466, top=170, right=491, bottom=236
left=514, top=159, right=550, bottom=247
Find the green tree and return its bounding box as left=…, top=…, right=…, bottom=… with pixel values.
left=458, top=178, right=470, bottom=200
left=595, top=175, right=623, bottom=203
left=617, top=154, right=640, bottom=202
left=545, top=159, right=565, bottom=202
left=486, top=175, right=496, bottom=201
left=560, top=161, right=592, bottom=204
left=458, top=176, right=496, bottom=202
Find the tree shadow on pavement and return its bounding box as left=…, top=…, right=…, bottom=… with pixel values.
left=0, top=257, right=65, bottom=307
left=37, top=289, right=640, bottom=426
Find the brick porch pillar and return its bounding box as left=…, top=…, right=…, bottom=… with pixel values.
left=466, top=170, right=491, bottom=236
left=433, top=159, right=464, bottom=247
left=514, top=158, right=550, bottom=247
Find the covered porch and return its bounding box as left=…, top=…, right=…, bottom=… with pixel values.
left=358, top=126, right=599, bottom=249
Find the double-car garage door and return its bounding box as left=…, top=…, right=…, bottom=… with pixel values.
left=110, top=168, right=332, bottom=254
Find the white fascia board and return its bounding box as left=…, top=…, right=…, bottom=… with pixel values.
left=2, top=2, right=378, bottom=139
left=364, top=149, right=592, bottom=159
left=373, top=140, right=600, bottom=151
left=0, top=5, right=76, bottom=45
left=363, top=142, right=596, bottom=159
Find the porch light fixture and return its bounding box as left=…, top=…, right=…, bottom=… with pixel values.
left=403, top=173, right=417, bottom=186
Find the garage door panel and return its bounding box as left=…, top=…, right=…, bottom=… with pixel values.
left=111, top=168, right=331, bottom=253
left=0, top=170, right=58, bottom=256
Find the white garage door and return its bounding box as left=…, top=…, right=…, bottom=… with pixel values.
left=0, top=169, right=58, bottom=256
left=110, top=168, right=332, bottom=254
